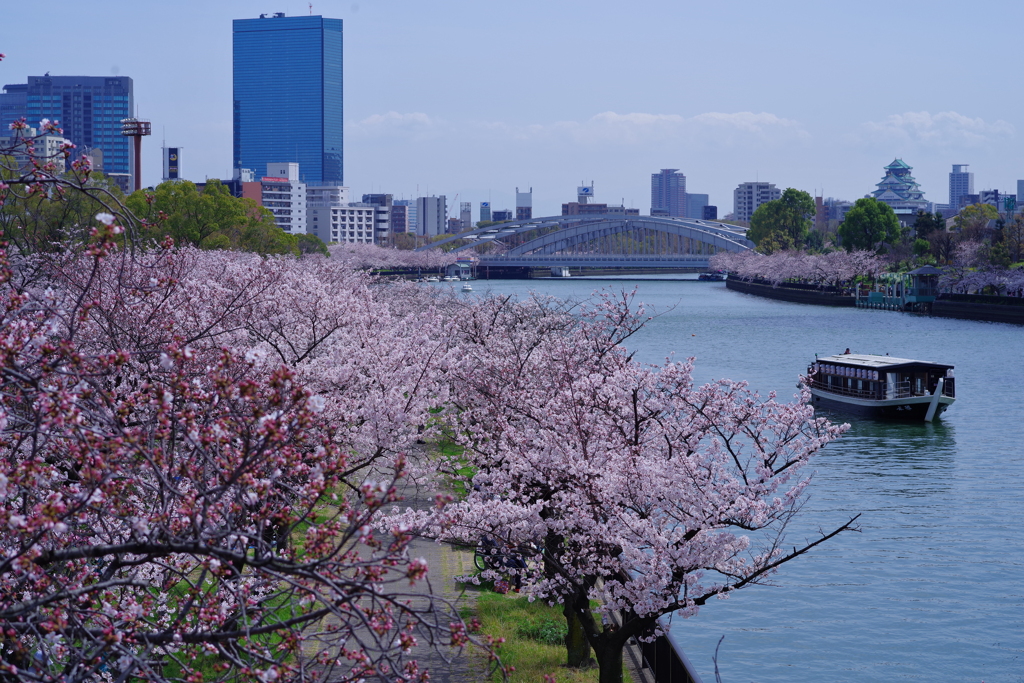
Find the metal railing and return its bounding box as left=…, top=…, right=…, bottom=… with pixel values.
left=812, top=378, right=952, bottom=400
left=810, top=380, right=880, bottom=400
left=481, top=254, right=711, bottom=263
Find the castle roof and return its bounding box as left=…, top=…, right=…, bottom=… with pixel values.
left=872, top=158, right=928, bottom=207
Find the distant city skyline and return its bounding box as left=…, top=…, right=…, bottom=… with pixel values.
left=1, top=0, right=1022, bottom=217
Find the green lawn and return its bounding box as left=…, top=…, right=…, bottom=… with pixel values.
left=470, top=589, right=634, bottom=683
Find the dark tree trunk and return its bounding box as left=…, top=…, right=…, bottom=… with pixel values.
left=563, top=602, right=594, bottom=668
left=594, top=639, right=625, bottom=683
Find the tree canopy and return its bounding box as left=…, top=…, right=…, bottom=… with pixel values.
left=913, top=210, right=944, bottom=240
left=126, top=180, right=305, bottom=254
left=955, top=203, right=999, bottom=237
left=837, top=197, right=902, bottom=251
left=747, top=188, right=816, bottom=254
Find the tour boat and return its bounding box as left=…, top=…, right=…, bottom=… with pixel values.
left=807, top=353, right=955, bottom=422
left=461, top=283, right=473, bottom=292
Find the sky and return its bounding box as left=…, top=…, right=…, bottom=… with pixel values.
left=2, top=0, right=1022, bottom=218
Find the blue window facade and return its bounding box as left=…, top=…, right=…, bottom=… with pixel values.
left=0, top=76, right=133, bottom=176
left=233, top=15, right=343, bottom=184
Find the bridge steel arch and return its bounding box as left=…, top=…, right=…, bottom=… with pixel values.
left=418, top=215, right=752, bottom=270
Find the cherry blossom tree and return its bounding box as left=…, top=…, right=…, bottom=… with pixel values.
left=393, top=291, right=858, bottom=683
left=0, top=217, right=489, bottom=681
left=710, top=250, right=884, bottom=288
left=328, top=243, right=458, bottom=272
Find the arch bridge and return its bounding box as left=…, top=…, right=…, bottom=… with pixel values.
left=418, top=214, right=753, bottom=270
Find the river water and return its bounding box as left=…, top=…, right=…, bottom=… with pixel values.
left=447, top=276, right=1024, bottom=683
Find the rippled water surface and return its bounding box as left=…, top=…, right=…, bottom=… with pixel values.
left=453, top=276, right=1024, bottom=683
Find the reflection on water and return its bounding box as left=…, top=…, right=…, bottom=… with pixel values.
left=472, top=278, right=1024, bottom=683
left=826, top=418, right=958, bottom=475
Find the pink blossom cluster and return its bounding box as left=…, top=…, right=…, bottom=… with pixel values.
left=937, top=240, right=1024, bottom=294
left=710, top=250, right=886, bottom=287
left=389, top=289, right=856, bottom=675
left=0, top=232, right=479, bottom=682
left=941, top=266, right=1024, bottom=295
left=0, top=159, right=856, bottom=679
left=329, top=243, right=460, bottom=271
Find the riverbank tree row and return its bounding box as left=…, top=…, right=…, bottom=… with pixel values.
left=2, top=86, right=856, bottom=682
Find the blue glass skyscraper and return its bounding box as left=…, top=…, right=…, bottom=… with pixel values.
left=233, top=14, right=343, bottom=183
left=0, top=76, right=133, bottom=176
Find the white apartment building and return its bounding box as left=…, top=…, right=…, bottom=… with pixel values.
left=331, top=204, right=377, bottom=244
left=306, top=184, right=376, bottom=244
left=261, top=163, right=306, bottom=234
left=0, top=127, right=70, bottom=174
left=306, top=182, right=349, bottom=243
left=733, top=182, right=781, bottom=223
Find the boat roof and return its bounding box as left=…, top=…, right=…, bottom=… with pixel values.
left=817, top=353, right=953, bottom=370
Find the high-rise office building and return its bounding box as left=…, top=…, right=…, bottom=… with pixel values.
left=733, top=182, right=781, bottom=223
left=0, top=76, right=133, bottom=179
left=233, top=14, right=343, bottom=183
left=686, top=193, right=709, bottom=220
left=0, top=83, right=26, bottom=127
left=393, top=199, right=415, bottom=233
left=480, top=201, right=492, bottom=223
left=516, top=187, right=533, bottom=220
left=949, top=164, right=974, bottom=212
left=651, top=169, right=687, bottom=217
left=415, top=196, right=447, bottom=236
left=460, top=202, right=472, bottom=230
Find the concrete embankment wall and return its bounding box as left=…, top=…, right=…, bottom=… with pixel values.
left=726, top=278, right=855, bottom=307
left=726, top=279, right=1024, bottom=325
left=932, top=294, right=1024, bottom=325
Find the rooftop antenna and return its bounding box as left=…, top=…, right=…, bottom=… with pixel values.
left=309, top=3, right=313, bottom=14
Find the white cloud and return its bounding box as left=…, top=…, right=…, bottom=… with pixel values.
left=348, top=111, right=443, bottom=139
left=861, top=111, right=1014, bottom=146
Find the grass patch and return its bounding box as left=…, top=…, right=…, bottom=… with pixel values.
left=471, top=589, right=634, bottom=683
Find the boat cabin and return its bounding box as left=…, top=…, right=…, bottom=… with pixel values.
left=809, top=354, right=955, bottom=401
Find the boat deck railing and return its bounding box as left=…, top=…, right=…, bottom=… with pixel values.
left=811, top=379, right=953, bottom=400
left=811, top=381, right=880, bottom=400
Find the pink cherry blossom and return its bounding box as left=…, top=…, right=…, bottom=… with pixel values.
left=389, top=289, right=857, bottom=679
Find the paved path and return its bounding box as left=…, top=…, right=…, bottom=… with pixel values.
left=394, top=477, right=485, bottom=683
